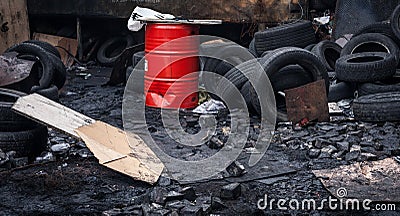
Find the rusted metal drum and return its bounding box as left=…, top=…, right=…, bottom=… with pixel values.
left=144, top=23, right=200, bottom=109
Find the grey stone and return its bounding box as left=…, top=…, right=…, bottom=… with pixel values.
left=157, top=176, right=172, bottom=187
left=350, top=145, right=361, bottom=152
left=211, top=197, right=225, bottom=210
left=50, top=143, right=70, bottom=154
left=220, top=183, right=241, bottom=200
left=180, top=187, right=197, bottom=202
left=180, top=206, right=203, bottom=216
left=345, top=151, right=360, bottom=161
left=359, top=153, right=378, bottom=161
left=166, top=201, right=186, bottom=211
left=321, top=145, right=337, bottom=154
left=360, top=141, right=374, bottom=148
left=225, top=161, right=246, bottom=177
left=313, top=138, right=332, bottom=149
left=308, top=149, right=321, bottom=159
left=150, top=187, right=168, bottom=205
left=332, top=150, right=345, bottom=159
left=336, top=141, right=350, bottom=152
left=165, top=191, right=184, bottom=202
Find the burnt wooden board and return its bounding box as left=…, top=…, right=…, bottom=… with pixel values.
left=285, top=80, right=330, bottom=124
left=0, top=0, right=30, bottom=53
left=27, top=0, right=291, bottom=23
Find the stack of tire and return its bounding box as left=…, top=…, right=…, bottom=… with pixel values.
left=126, top=51, right=145, bottom=93
left=201, top=21, right=330, bottom=122
left=0, top=89, right=48, bottom=162
left=3, top=40, right=67, bottom=101
left=332, top=5, right=400, bottom=122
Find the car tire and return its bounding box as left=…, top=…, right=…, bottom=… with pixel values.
left=341, top=33, right=400, bottom=63
left=358, top=82, right=400, bottom=96
left=311, top=40, right=342, bottom=71
left=391, top=4, right=400, bottom=43
left=254, top=21, right=316, bottom=56
left=328, top=82, right=356, bottom=102
left=23, top=40, right=61, bottom=59
left=353, top=92, right=400, bottom=122
left=7, top=43, right=55, bottom=91
left=336, top=52, right=397, bottom=82
left=97, top=35, right=135, bottom=66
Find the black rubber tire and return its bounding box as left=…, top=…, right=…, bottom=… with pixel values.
left=260, top=47, right=330, bottom=93
left=35, top=85, right=59, bottom=101
left=341, top=33, right=400, bottom=63
left=203, top=44, right=254, bottom=76
left=311, top=40, right=342, bottom=71
left=269, top=65, right=314, bottom=92
left=391, top=4, right=400, bottom=43
left=7, top=43, right=55, bottom=91
left=240, top=81, right=257, bottom=114
left=251, top=47, right=329, bottom=120
left=248, top=38, right=258, bottom=57
left=353, top=92, right=400, bottom=122
left=47, top=52, right=66, bottom=89
left=9, top=43, right=66, bottom=90
left=328, top=82, right=356, bottom=102
left=132, top=51, right=145, bottom=68
left=97, top=35, right=135, bottom=66
left=336, top=52, right=397, bottom=83
left=354, top=22, right=399, bottom=45
left=0, top=125, right=48, bottom=158
left=215, top=59, right=262, bottom=104
left=0, top=88, right=38, bottom=132
left=254, top=21, right=316, bottom=55
left=23, top=40, right=61, bottom=59
left=358, top=82, right=400, bottom=96
left=304, top=43, right=316, bottom=51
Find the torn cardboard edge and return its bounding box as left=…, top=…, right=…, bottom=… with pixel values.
left=12, top=93, right=164, bottom=184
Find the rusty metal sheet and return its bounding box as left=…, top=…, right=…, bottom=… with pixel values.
left=285, top=80, right=330, bottom=123
left=313, top=158, right=400, bottom=202
left=27, top=0, right=291, bottom=23
left=0, top=52, right=34, bottom=87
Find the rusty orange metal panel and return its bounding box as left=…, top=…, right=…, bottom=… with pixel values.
left=285, top=80, right=330, bottom=124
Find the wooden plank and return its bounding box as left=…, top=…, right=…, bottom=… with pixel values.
left=12, top=93, right=95, bottom=138
left=0, top=0, right=30, bottom=53
left=33, top=33, right=78, bottom=67
left=12, top=93, right=164, bottom=184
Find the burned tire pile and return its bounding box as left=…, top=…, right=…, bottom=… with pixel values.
left=0, top=89, right=48, bottom=162
left=333, top=6, right=400, bottom=122
left=0, top=41, right=65, bottom=161
left=2, top=40, right=67, bottom=101
left=199, top=10, right=400, bottom=123
left=201, top=21, right=330, bottom=121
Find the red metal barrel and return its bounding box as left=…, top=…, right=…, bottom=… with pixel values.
left=144, top=23, right=200, bottom=109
